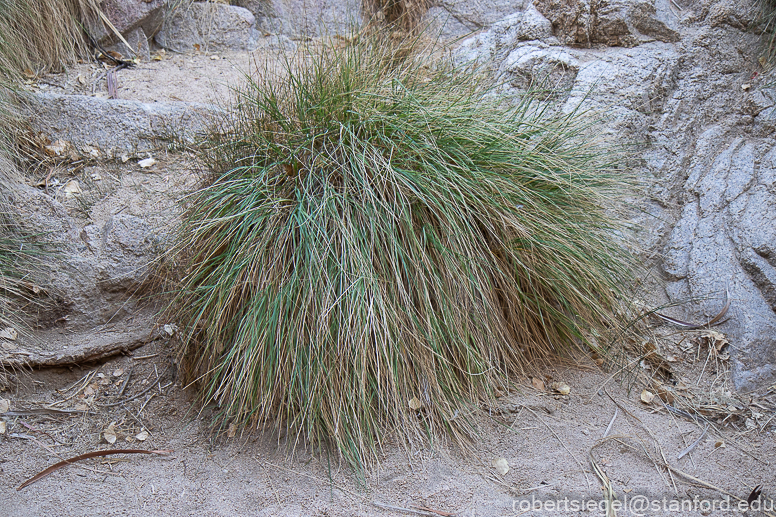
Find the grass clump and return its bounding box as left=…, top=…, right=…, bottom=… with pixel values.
left=173, top=34, right=635, bottom=469
left=0, top=0, right=102, bottom=78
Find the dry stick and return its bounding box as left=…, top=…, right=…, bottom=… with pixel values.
left=696, top=345, right=713, bottom=386
left=57, top=371, right=94, bottom=395
left=521, top=405, right=591, bottom=490
left=603, top=408, right=618, bottom=439
left=106, top=69, right=118, bottom=99
left=676, top=425, right=708, bottom=460
left=18, top=449, right=173, bottom=490
left=99, top=368, right=169, bottom=408
left=23, top=434, right=116, bottom=479
left=372, top=502, right=435, bottom=516
left=413, top=505, right=456, bottom=517
left=661, top=399, right=698, bottom=469
left=653, top=284, right=731, bottom=329
left=136, top=393, right=157, bottom=417
left=660, top=399, right=766, bottom=465
left=4, top=408, right=88, bottom=417
left=117, top=367, right=133, bottom=397
left=19, top=421, right=61, bottom=445
left=131, top=353, right=159, bottom=361
left=602, top=390, right=675, bottom=491
left=48, top=371, right=96, bottom=407
left=589, top=452, right=617, bottom=517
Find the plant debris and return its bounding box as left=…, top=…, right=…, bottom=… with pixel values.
left=17, top=449, right=173, bottom=490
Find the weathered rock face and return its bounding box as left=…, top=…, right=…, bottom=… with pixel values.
left=89, top=0, right=171, bottom=58
left=155, top=3, right=260, bottom=52
left=100, top=0, right=170, bottom=37
left=446, top=0, right=775, bottom=390
left=533, top=0, right=680, bottom=47
left=11, top=185, right=163, bottom=328
left=24, top=93, right=219, bottom=158
left=234, top=0, right=362, bottom=39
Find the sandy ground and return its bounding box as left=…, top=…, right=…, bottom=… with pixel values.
left=3, top=46, right=776, bottom=517
left=2, top=340, right=775, bottom=517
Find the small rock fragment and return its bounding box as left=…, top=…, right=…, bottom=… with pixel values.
left=551, top=381, right=571, bottom=395
left=0, top=327, right=18, bottom=341
left=138, top=157, right=156, bottom=168
left=492, top=457, right=509, bottom=475
left=63, top=180, right=82, bottom=197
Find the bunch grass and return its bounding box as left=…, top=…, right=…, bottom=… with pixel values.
left=0, top=0, right=101, bottom=79
left=173, top=33, right=636, bottom=470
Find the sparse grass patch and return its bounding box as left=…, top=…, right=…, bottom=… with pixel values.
left=172, top=34, right=636, bottom=470
left=756, top=0, right=776, bottom=67
left=363, top=0, right=430, bottom=33
left=0, top=85, right=48, bottom=331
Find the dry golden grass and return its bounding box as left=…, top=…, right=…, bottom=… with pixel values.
left=0, top=0, right=102, bottom=78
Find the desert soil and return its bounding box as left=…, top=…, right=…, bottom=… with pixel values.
left=2, top=46, right=776, bottom=517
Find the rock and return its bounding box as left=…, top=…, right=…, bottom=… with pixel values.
left=236, top=0, right=362, bottom=39
left=454, top=6, right=556, bottom=63
left=451, top=0, right=775, bottom=390
left=107, top=27, right=151, bottom=62
left=432, top=1, right=554, bottom=42
left=23, top=93, right=220, bottom=158
left=9, top=186, right=161, bottom=327
left=500, top=43, right=580, bottom=91
left=155, top=3, right=260, bottom=53
left=534, top=0, right=680, bottom=47
left=663, top=137, right=776, bottom=390
left=88, top=0, right=170, bottom=46
left=424, top=0, right=536, bottom=37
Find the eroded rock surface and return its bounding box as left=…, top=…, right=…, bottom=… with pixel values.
left=447, top=0, right=775, bottom=390
left=155, top=3, right=260, bottom=52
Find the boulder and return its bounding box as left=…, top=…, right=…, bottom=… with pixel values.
left=424, top=0, right=538, bottom=37
left=533, top=0, right=680, bottom=47
left=108, top=27, right=152, bottom=62
left=454, top=5, right=556, bottom=62
left=24, top=93, right=220, bottom=158
left=88, top=0, right=171, bottom=48
left=234, top=0, right=362, bottom=39
left=11, top=186, right=162, bottom=328
left=155, top=3, right=260, bottom=52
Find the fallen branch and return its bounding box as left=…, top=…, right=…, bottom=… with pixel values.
left=1, top=331, right=160, bottom=369
left=18, top=449, right=173, bottom=490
